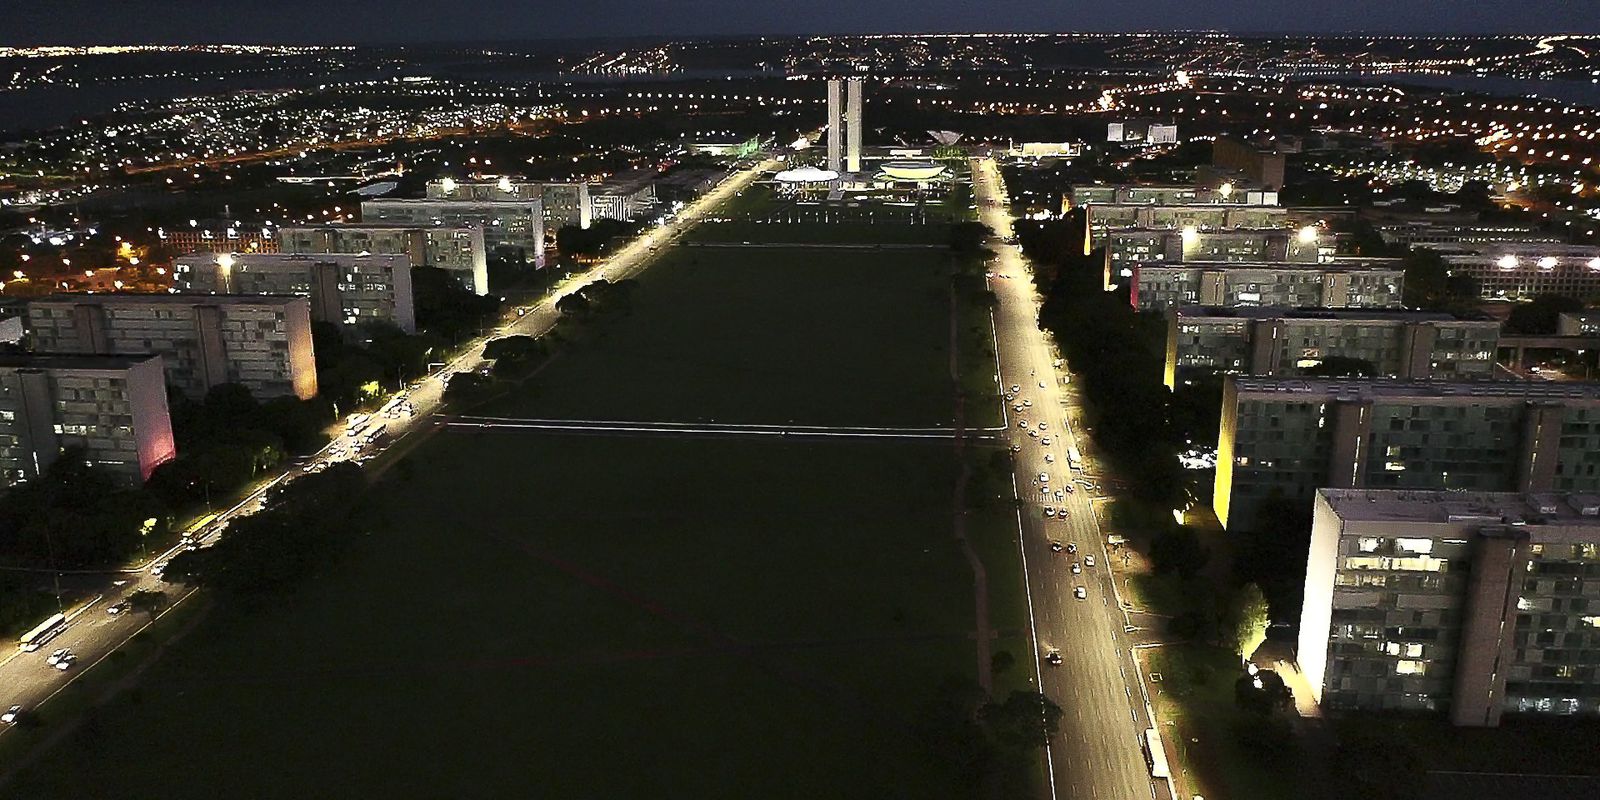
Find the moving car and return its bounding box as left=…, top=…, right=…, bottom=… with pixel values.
left=1023, top=399, right=1032, bottom=407
left=1045, top=650, right=1063, bottom=666
left=106, top=600, right=129, bottom=616
left=1018, top=421, right=1028, bottom=429
left=1071, top=562, right=1081, bottom=574
left=1044, top=453, right=1055, bottom=463
left=1044, top=507, right=1056, bottom=517
left=2, top=705, right=20, bottom=725
left=53, top=653, right=75, bottom=671
left=46, top=648, right=68, bottom=666
left=1038, top=422, right=1047, bottom=431
left=1049, top=540, right=1064, bottom=552
left=1084, top=556, right=1096, bottom=568
left=1066, top=543, right=1078, bottom=555
left=1074, top=587, right=1088, bottom=600
left=1038, top=473, right=1049, bottom=483
left=1041, top=437, right=1052, bottom=446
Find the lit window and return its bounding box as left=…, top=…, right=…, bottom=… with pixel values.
left=1358, top=537, right=1383, bottom=553
left=1396, top=538, right=1434, bottom=555
left=1396, top=660, right=1427, bottom=675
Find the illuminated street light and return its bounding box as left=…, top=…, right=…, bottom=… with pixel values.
left=1537, top=256, right=1558, bottom=269
left=1498, top=254, right=1520, bottom=270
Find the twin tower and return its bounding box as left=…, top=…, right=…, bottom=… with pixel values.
left=826, top=78, right=864, bottom=174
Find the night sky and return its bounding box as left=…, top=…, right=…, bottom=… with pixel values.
left=4, top=0, right=1599, bottom=46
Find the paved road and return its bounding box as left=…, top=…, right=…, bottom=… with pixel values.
left=0, top=156, right=779, bottom=745
left=971, top=157, right=1170, bottom=800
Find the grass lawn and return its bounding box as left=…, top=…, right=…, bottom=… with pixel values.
left=4, top=211, right=1034, bottom=798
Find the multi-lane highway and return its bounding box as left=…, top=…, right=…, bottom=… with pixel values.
left=0, top=157, right=779, bottom=743
left=971, top=157, right=1171, bottom=800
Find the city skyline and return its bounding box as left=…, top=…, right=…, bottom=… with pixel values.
left=4, top=0, right=1600, bottom=45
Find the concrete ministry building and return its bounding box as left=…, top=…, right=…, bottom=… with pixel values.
left=0, top=353, right=175, bottom=486
left=1165, top=307, right=1500, bottom=388
left=1133, top=260, right=1405, bottom=312
left=1437, top=244, right=1600, bottom=301
left=27, top=294, right=318, bottom=400
left=1300, top=488, right=1600, bottom=726
left=174, top=252, right=416, bottom=334
left=1071, top=184, right=1272, bottom=207
left=424, top=178, right=593, bottom=231
left=360, top=198, right=545, bottom=267
left=1214, top=378, right=1600, bottom=530
left=279, top=223, right=489, bottom=296
left=1106, top=228, right=1339, bottom=291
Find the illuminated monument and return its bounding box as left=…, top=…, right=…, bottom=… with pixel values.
left=825, top=77, right=864, bottom=174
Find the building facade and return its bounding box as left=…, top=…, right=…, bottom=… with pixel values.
left=1300, top=489, right=1600, bottom=726
left=174, top=252, right=416, bottom=334
left=0, top=353, right=175, bottom=486
left=1107, top=229, right=1340, bottom=291
left=1214, top=378, right=1600, bottom=530
left=27, top=294, right=317, bottom=400
left=591, top=169, right=658, bottom=222
left=1130, top=259, right=1397, bottom=311
left=1212, top=137, right=1287, bottom=191
left=425, top=178, right=592, bottom=232
left=1437, top=244, right=1600, bottom=302
left=278, top=223, right=489, bottom=296
left=1165, top=307, right=1499, bottom=388
left=359, top=198, right=545, bottom=267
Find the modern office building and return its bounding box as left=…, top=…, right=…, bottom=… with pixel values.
left=1436, top=244, right=1600, bottom=301
left=1367, top=217, right=1564, bottom=249
left=0, top=353, right=175, bottom=486
left=360, top=198, right=545, bottom=267
left=1133, top=260, right=1405, bottom=312
left=1087, top=203, right=1343, bottom=234
left=1300, top=488, right=1600, bottom=725
left=424, top=178, right=592, bottom=231
left=1106, top=120, right=1178, bottom=145
left=279, top=223, right=489, bottom=296
left=1072, top=183, right=1269, bottom=207
left=1212, top=137, right=1287, bottom=191
left=832, top=78, right=844, bottom=174
left=1107, top=228, right=1341, bottom=292
left=27, top=294, right=318, bottom=400
left=846, top=77, right=863, bottom=174
left=1165, top=307, right=1500, bottom=388
left=591, top=169, right=658, bottom=222
left=1214, top=378, right=1600, bottom=531
left=174, top=252, right=416, bottom=334
left=161, top=227, right=278, bottom=256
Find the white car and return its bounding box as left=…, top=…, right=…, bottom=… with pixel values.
left=1029, top=429, right=1039, bottom=438
left=2, top=705, right=20, bottom=725
left=1044, top=507, right=1056, bottom=517
left=46, top=648, right=68, bottom=666
left=1018, top=420, right=1028, bottom=429
left=1084, top=555, right=1096, bottom=568
left=1038, top=473, right=1049, bottom=483
left=1044, top=454, right=1055, bottom=463
left=1023, top=399, right=1032, bottom=408
left=1074, top=587, right=1088, bottom=600
left=1071, top=562, right=1082, bottom=574
left=54, top=654, right=74, bottom=671
left=1010, top=385, right=1021, bottom=393
left=1039, top=380, right=1047, bottom=388
left=107, top=600, right=129, bottom=616
left=1041, top=437, right=1052, bottom=446
left=1038, top=422, right=1047, bottom=431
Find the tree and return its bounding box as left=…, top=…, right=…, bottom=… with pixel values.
left=914, top=679, right=995, bottom=790
left=1505, top=293, right=1585, bottom=335
left=555, top=292, right=593, bottom=317
left=126, top=589, right=167, bottom=616
left=982, top=691, right=1063, bottom=750
left=949, top=221, right=991, bottom=253
left=1224, top=582, right=1271, bottom=660
left=1150, top=526, right=1209, bottom=579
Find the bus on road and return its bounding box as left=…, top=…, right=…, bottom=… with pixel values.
left=19, top=613, right=67, bottom=652
left=1143, top=728, right=1171, bottom=779
left=1067, top=444, right=1083, bottom=472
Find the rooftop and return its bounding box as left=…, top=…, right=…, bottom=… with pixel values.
left=278, top=222, right=479, bottom=232
left=174, top=252, right=409, bottom=266
left=0, top=352, right=161, bottom=372
left=1231, top=377, right=1600, bottom=402
left=1139, top=259, right=1402, bottom=272
left=31, top=293, right=307, bottom=307
left=1319, top=488, right=1600, bottom=528
left=1174, top=305, right=1488, bottom=323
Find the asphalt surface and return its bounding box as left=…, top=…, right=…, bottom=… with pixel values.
left=972, top=157, right=1171, bottom=800
left=0, top=157, right=779, bottom=747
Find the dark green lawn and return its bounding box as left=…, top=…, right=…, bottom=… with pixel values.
left=4, top=218, right=1030, bottom=799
